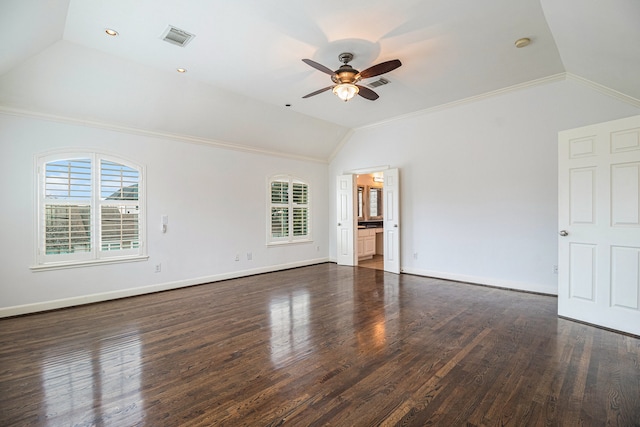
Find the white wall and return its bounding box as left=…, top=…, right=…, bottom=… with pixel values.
left=2, top=78, right=638, bottom=316
left=329, top=79, right=640, bottom=294
left=0, top=113, right=329, bottom=316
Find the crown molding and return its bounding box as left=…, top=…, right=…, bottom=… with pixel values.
left=565, top=73, right=640, bottom=108
left=356, top=72, right=640, bottom=133
left=0, top=105, right=328, bottom=164
left=356, top=73, right=568, bottom=131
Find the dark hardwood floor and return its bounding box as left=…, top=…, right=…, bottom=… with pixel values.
left=1, top=263, right=639, bottom=426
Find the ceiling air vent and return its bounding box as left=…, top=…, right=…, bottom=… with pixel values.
left=160, top=25, right=195, bottom=47
left=367, top=78, right=390, bottom=89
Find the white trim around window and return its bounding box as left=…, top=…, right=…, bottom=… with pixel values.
left=32, top=151, right=147, bottom=270
left=267, top=175, right=311, bottom=245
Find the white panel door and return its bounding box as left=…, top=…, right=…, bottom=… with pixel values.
left=558, top=114, right=640, bottom=336
left=336, top=174, right=356, bottom=266
left=384, top=168, right=400, bottom=274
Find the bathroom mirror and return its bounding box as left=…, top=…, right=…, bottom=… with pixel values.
left=368, top=187, right=383, bottom=219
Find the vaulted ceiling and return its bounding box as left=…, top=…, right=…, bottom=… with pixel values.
left=1, top=0, right=639, bottom=161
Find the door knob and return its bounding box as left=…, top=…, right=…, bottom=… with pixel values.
left=559, top=230, right=568, bottom=236
left=338, top=223, right=341, bottom=226
left=394, top=224, right=398, bottom=228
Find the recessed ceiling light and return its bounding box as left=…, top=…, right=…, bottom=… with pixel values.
left=177, top=68, right=187, bottom=73
left=515, top=37, right=531, bottom=48
left=105, top=28, right=119, bottom=37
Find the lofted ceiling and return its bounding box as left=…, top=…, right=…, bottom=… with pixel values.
left=1, top=0, right=639, bottom=161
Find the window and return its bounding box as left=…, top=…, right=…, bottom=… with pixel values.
left=268, top=175, right=310, bottom=244
left=34, top=153, right=146, bottom=269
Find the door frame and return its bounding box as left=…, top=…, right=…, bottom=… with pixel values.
left=338, top=165, right=400, bottom=273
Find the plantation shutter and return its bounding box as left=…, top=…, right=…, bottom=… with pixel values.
left=268, top=176, right=310, bottom=243
left=270, top=180, right=289, bottom=238
left=43, top=159, right=92, bottom=255
left=100, top=160, right=140, bottom=251
left=292, top=182, right=309, bottom=236
left=37, top=153, right=145, bottom=268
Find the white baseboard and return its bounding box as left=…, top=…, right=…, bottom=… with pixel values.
left=400, top=267, right=558, bottom=296
left=0, top=257, right=329, bottom=318
left=327, top=260, right=556, bottom=295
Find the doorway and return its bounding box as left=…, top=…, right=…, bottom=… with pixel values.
left=336, top=168, right=400, bottom=273
left=356, top=173, right=385, bottom=270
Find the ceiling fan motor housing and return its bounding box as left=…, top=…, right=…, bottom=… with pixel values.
left=332, top=64, right=360, bottom=84
left=331, top=52, right=360, bottom=84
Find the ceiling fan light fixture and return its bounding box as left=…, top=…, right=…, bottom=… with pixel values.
left=302, top=53, right=400, bottom=102
left=333, top=83, right=359, bottom=102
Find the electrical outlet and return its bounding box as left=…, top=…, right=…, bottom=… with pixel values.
left=413, top=252, right=418, bottom=260
left=235, top=254, right=240, bottom=261
left=553, top=265, right=558, bottom=274
left=247, top=252, right=252, bottom=261
left=155, top=263, right=161, bottom=273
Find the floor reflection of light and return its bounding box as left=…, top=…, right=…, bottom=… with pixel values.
left=374, top=321, right=386, bottom=347
left=42, top=349, right=95, bottom=423
left=354, top=278, right=401, bottom=353
left=269, top=291, right=311, bottom=368
left=99, top=334, right=144, bottom=423
left=41, top=332, right=144, bottom=425
left=384, top=277, right=400, bottom=345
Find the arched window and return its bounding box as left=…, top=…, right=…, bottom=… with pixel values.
left=268, top=175, right=311, bottom=244
left=34, top=152, right=146, bottom=269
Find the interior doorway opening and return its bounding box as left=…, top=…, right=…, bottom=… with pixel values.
left=336, top=167, right=399, bottom=274
left=356, top=172, right=385, bottom=270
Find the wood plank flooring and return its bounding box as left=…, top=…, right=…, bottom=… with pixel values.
left=358, top=255, right=384, bottom=271
left=1, top=263, right=639, bottom=426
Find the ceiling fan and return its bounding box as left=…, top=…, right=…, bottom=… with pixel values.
left=302, top=52, right=402, bottom=102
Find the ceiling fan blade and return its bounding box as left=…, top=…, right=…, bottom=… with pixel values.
left=356, top=85, right=379, bottom=100
left=302, top=86, right=334, bottom=98
left=356, top=59, right=402, bottom=80
left=302, top=59, right=335, bottom=76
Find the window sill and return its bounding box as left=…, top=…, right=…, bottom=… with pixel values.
left=267, top=239, right=313, bottom=247
left=30, top=255, right=149, bottom=272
